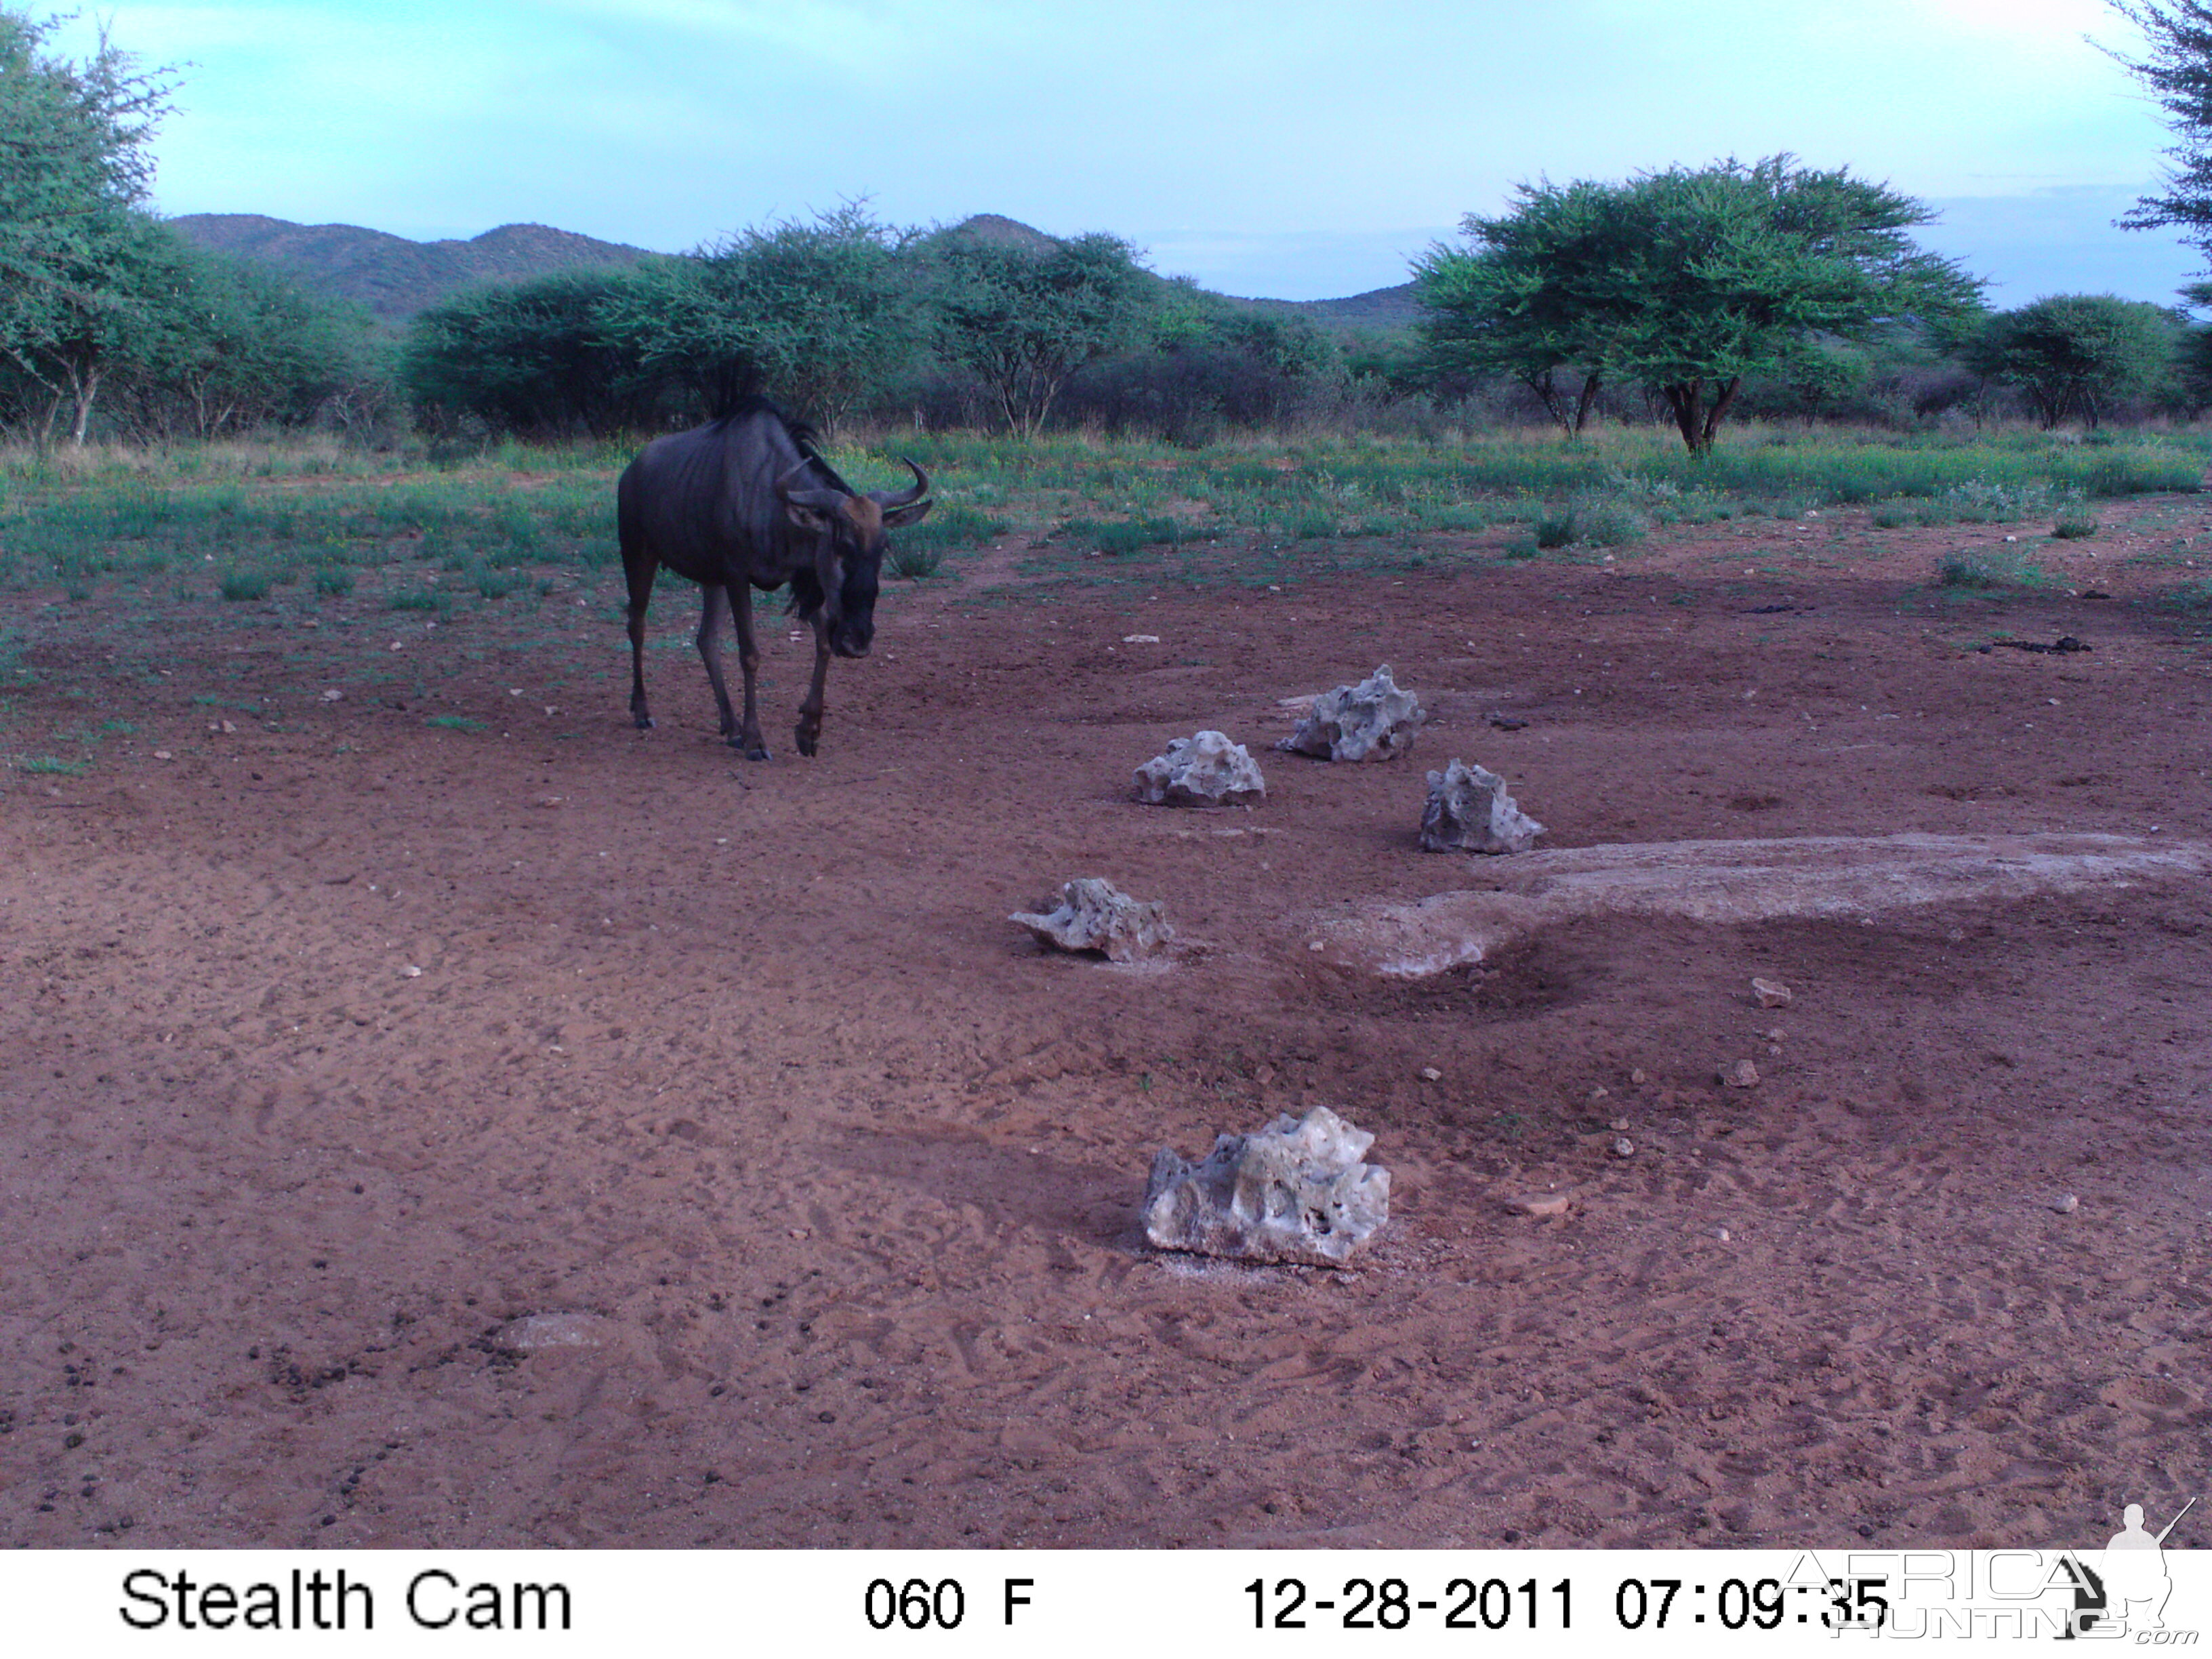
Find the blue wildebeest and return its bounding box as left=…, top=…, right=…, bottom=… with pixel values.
left=617, top=396, right=931, bottom=760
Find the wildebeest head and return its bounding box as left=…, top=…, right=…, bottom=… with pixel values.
left=775, top=458, right=932, bottom=657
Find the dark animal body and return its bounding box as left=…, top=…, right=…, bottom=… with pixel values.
left=616, top=398, right=930, bottom=760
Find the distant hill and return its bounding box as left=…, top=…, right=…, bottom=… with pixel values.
left=167, top=215, right=654, bottom=322
left=1242, top=282, right=1422, bottom=335
left=167, top=211, right=1422, bottom=335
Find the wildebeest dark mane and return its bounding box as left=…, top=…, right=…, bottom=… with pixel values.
left=710, top=392, right=854, bottom=494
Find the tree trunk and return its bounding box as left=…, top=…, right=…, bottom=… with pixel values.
left=1572, top=371, right=1603, bottom=436
left=68, top=366, right=102, bottom=447
left=1700, top=376, right=1741, bottom=451
left=1522, top=369, right=1572, bottom=439
left=1662, top=381, right=1706, bottom=455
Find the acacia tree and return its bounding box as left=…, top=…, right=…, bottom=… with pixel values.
left=595, top=206, right=919, bottom=431
left=1964, top=294, right=2181, bottom=428
left=1418, top=157, right=1982, bottom=455
left=1413, top=178, right=1618, bottom=438
left=0, top=7, right=174, bottom=444
left=927, top=231, right=1151, bottom=437
left=2107, top=2, right=2212, bottom=254
left=405, top=268, right=669, bottom=437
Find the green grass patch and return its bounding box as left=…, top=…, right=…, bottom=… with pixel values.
left=219, top=571, right=271, bottom=602
left=426, top=714, right=486, bottom=733
left=1938, top=549, right=2055, bottom=591
left=2051, top=512, right=2101, bottom=539
left=388, top=588, right=451, bottom=613
left=18, top=754, right=87, bottom=775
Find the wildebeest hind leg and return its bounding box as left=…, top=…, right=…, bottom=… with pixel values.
left=695, top=585, right=739, bottom=738
left=729, top=584, right=770, bottom=760
left=624, top=561, right=657, bottom=731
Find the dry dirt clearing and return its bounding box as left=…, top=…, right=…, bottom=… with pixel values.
left=3, top=506, right=2209, bottom=1550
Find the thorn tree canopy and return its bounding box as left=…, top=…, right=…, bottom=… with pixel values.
left=1961, top=294, right=2182, bottom=429
left=0, top=6, right=176, bottom=439
left=1415, top=157, right=1983, bottom=454
left=2107, top=1, right=2212, bottom=255
left=925, top=230, right=1151, bottom=439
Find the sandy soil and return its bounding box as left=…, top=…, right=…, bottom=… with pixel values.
left=3, top=499, right=2209, bottom=1550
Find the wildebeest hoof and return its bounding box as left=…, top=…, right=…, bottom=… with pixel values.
left=796, top=731, right=819, bottom=758
left=741, top=743, right=771, bottom=762
left=634, top=714, right=656, bottom=731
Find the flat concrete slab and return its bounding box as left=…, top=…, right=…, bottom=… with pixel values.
left=1309, top=833, right=2212, bottom=979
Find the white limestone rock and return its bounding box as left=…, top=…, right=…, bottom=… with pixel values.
left=1011, top=877, right=1173, bottom=963
left=1279, top=664, right=1424, bottom=761
left=1134, top=729, right=1266, bottom=806
left=1420, top=758, right=1545, bottom=854
left=1142, top=1106, right=1391, bottom=1267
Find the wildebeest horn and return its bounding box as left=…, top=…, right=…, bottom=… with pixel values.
left=775, top=457, right=844, bottom=511
left=877, top=458, right=929, bottom=508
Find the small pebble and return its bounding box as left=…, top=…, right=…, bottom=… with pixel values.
left=1513, top=1193, right=1572, bottom=1218
left=400, top=964, right=422, bottom=979
left=1751, top=977, right=1793, bottom=1008
left=2053, top=1193, right=2079, bottom=1215
left=1420, top=1067, right=1442, bottom=1082
left=1629, top=1067, right=1647, bottom=1086
left=1721, top=1060, right=1761, bottom=1088
left=1608, top=1118, right=1629, bottom=1133
left=1611, top=1136, right=1635, bottom=1158
left=1715, top=1226, right=1732, bottom=1242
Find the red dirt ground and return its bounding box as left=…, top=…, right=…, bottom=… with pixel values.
left=3, top=500, right=2209, bottom=1550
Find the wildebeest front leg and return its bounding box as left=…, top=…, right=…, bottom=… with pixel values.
left=728, top=583, right=770, bottom=760
left=694, top=585, right=739, bottom=739
left=796, top=627, right=832, bottom=758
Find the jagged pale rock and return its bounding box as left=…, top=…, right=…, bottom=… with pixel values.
left=1279, top=665, right=1425, bottom=761
left=1010, top=877, right=1173, bottom=963
left=1141, top=1106, right=1390, bottom=1266
left=1751, top=977, right=1793, bottom=1008
left=1133, top=730, right=1266, bottom=806
left=1721, top=1060, right=1761, bottom=1088
left=1420, top=758, right=1545, bottom=853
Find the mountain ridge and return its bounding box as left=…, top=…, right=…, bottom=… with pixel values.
left=167, top=211, right=1419, bottom=331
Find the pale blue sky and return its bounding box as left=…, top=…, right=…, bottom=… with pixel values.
left=46, top=0, right=2208, bottom=304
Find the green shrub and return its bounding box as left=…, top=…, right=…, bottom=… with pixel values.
left=427, top=714, right=485, bottom=733
left=1573, top=499, right=1646, bottom=547
left=18, top=755, right=86, bottom=775
left=1870, top=500, right=1913, bottom=529
left=2051, top=513, right=2100, bottom=539
left=1533, top=510, right=1576, bottom=549
left=474, top=568, right=521, bottom=599
left=219, top=571, right=270, bottom=602
left=388, top=588, right=450, bottom=613
left=314, top=566, right=354, bottom=596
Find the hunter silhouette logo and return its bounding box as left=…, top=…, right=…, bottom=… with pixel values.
left=2060, top=1497, right=2197, bottom=1639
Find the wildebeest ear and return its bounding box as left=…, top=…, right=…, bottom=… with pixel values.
left=880, top=498, right=932, bottom=529
left=783, top=499, right=834, bottom=533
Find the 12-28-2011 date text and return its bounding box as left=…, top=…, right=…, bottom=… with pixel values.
left=1247, top=1576, right=1572, bottom=1631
